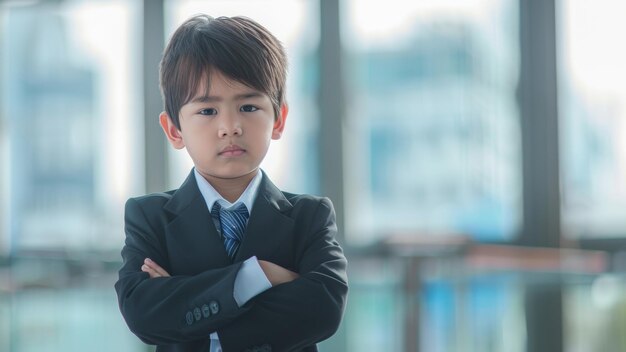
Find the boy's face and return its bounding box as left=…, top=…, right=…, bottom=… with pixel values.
left=160, top=70, right=287, bottom=182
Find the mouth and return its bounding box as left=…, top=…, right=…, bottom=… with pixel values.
left=219, top=144, right=246, bottom=157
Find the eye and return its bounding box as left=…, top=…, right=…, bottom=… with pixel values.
left=240, top=105, right=259, bottom=112
left=199, top=108, right=217, bottom=116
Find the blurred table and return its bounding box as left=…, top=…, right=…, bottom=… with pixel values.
left=379, top=235, right=610, bottom=352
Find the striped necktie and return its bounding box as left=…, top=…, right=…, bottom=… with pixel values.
left=211, top=203, right=249, bottom=259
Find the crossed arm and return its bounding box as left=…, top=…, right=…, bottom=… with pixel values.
left=142, top=257, right=299, bottom=286
left=116, top=197, right=348, bottom=351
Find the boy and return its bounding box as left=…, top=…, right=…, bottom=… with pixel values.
left=114, top=14, right=348, bottom=352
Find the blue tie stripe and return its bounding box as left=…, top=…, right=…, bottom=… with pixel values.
left=211, top=203, right=249, bottom=259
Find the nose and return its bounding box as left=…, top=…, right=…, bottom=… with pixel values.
left=217, top=113, right=243, bottom=138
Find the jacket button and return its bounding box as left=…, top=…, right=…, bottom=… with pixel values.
left=193, top=307, right=202, bottom=321
left=202, top=304, right=211, bottom=318
left=185, top=311, right=194, bottom=325
left=209, top=300, right=220, bottom=315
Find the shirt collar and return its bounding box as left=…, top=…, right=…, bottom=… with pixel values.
left=194, top=168, right=263, bottom=214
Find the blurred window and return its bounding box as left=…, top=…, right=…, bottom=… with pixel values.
left=565, top=275, right=626, bottom=352
left=558, top=0, right=626, bottom=239
left=343, top=0, right=521, bottom=244
left=164, top=0, right=320, bottom=195
left=0, top=0, right=143, bottom=253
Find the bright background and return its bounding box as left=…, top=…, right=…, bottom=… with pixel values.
left=1, top=0, right=626, bottom=351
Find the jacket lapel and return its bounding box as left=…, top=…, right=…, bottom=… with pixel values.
left=235, top=172, right=295, bottom=265
left=163, top=170, right=231, bottom=274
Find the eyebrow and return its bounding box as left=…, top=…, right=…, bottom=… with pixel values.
left=189, top=92, right=265, bottom=104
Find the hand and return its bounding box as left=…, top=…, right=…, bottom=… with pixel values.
left=142, top=258, right=171, bottom=278
left=258, top=260, right=299, bottom=286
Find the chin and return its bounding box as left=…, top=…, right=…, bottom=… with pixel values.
left=213, top=168, right=258, bottom=180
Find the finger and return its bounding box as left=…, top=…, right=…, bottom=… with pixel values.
left=144, top=258, right=163, bottom=273
left=142, top=264, right=161, bottom=278
left=145, top=258, right=170, bottom=277
left=141, top=264, right=161, bottom=278
left=154, top=266, right=170, bottom=277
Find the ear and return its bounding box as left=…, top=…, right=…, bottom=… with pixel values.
left=271, top=103, right=288, bottom=140
left=159, top=112, right=185, bottom=149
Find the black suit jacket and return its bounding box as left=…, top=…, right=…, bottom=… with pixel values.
left=115, top=170, right=348, bottom=352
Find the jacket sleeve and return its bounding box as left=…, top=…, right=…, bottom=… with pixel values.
left=114, top=198, right=253, bottom=345
left=217, top=198, right=349, bottom=351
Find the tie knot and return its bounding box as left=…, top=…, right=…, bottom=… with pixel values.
left=230, top=203, right=250, bottom=218
left=212, top=202, right=249, bottom=221
left=211, top=202, right=249, bottom=259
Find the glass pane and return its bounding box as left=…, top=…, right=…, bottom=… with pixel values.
left=558, top=0, right=626, bottom=238
left=565, top=275, right=626, bottom=352
left=165, top=0, right=320, bottom=195
left=343, top=257, right=528, bottom=352
left=8, top=286, right=143, bottom=351
left=343, top=0, right=521, bottom=244
left=0, top=0, right=143, bottom=253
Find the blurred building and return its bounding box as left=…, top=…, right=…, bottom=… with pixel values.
left=5, top=8, right=96, bottom=251
left=346, top=3, right=521, bottom=243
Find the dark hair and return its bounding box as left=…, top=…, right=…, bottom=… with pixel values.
left=159, top=15, right=288, bottom=129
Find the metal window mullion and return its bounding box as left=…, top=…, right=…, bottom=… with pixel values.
left=319, top=0, right=345, bottom=242
left=318, top=2, right=347, bottom=352
left=518, top=2, right=563, bottom=352
left=518, top=0, right=561, bottom=248
left=143, top=0, right=167, bottom=194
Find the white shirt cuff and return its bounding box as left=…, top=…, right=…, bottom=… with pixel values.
left=233, top=256, right=272, bottom=306
left=210, top=332, right=222, bottom=352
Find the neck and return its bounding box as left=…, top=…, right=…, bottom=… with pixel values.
left=199, top=169, right=259, bottom=203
